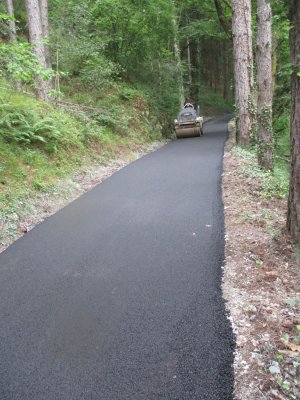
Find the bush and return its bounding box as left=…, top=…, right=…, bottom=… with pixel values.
left=0, top=41, right=52, bottom=86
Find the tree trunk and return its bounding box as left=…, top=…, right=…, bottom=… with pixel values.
left=6, top=0, right=23, bottom=90
left=25, top=0, right=49, bottom=100
left=232, top=0, right=255, bottom=145
left=256, top=0, right=273, bottom=169
left=190, top=40, right=199, bottom=101
left=272, top=35, right=278, bottom=93
left=172, top=4, right=184, bottom=108
left=157, top=51, right=162, bottom=87
left=187, top=39, right=192, bottom=93
left=6, top=0, right=17, bottom=41
left=39, top=0, right=51, bottom=68
left=223, top=41, right=228, bottom=99
left=287, top=0, right=300, bottom=241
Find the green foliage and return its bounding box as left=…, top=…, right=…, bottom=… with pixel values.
left=89, top=109, right=122, bottom=132
left=180, top=19, right=227, bottom=40
left=46, top=0, right=236, bottom=133
left=234, top=146, right=289, bottom=199
left=196, top=85, right=233, bottom=115
left=0, top=13, right=14, bottom=21
left=272, top=1, right=291, bottom=163
left=0, top=108, right=52, bottom=146
left=175, top=0, right=233, bottom=104
left=0, top=41, right=52, bottom=85
left=119, top=87, right=140, bottom=101
left=0, top=92, right=81, bottom=153
left=0, top=11, right=12, bottom=37
left=49, top=0, right=183, bottom=131
left=0, top=82, right=128, bottom=156
left=79, top=55, right=120, bottom=88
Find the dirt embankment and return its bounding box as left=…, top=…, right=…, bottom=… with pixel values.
left=223, top=121, right=300, bottom=400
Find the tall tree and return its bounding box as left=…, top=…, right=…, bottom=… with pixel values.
left=232, top=0, right=255, bottom=145
left=39, top=0, right=51, bottom=68
left=5, top=0, right=24, bottom=90
left=287, top=0, right=300, bottom=241
left=256, top=0, right=273, bottom=169
left=187, top=39, right=192, bottom=91
left=172, top=2, right=184, bottom=108
left=6, top=0, right=16, bottom=41
left=25, top=0, right=49, bottom=100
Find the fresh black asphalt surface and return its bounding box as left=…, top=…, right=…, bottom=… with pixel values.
left=0, top=116, right=234, bottom=400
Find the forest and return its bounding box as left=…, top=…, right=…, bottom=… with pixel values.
left=0, top=1, right=298, bottom=242
left=0, top=0, right=298, bottom=242
left=0, top=1, right=300, bottom=399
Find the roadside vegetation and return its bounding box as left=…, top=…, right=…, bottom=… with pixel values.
left=218, top=1, right=300, bottom=398
left=223, top=122, right=299, bottom=400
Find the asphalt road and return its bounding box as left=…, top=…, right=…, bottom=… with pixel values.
left=0, top=116, right=234, bottom=400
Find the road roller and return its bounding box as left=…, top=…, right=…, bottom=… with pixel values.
left=174, top=103, right=203, bottom=138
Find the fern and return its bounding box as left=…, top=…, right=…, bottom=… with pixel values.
left=0, top=107, right=62, bottom=149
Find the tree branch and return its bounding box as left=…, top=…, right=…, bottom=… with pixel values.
left=214, top=0, right=232, bottom=39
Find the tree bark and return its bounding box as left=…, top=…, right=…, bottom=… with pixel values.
left=187, top=39, right=192, bottom=92
left=25, top=0, right=49, bottom=100
left=232, top=0, right=255, bottom=145
left=272, top=35, right=278, bottom=93
left=256, top=0, right=273, bottom=169
left=287, top=0, right=300, bottom=241
left=6, top=0, right=23, bottom=90
left=196, top=38, right=202, bottom=100
left=222, top=42, right=230, bottom=100
left=39, top=0, right=51, bottom=68
left=6, top=0, right=17, bottom=41
left=172, top=4, right=184, bottom=108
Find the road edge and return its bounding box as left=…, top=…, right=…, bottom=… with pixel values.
left=0, top=140, right=167, bottom=254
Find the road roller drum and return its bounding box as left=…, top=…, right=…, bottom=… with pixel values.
left=174, top=103, right=203, bottom=139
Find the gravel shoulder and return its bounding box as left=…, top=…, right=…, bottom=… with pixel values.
left=222, top=121, right=300, bottom=400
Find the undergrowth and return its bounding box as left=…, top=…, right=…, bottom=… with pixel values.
left=233, top=146, right=289, bottom=199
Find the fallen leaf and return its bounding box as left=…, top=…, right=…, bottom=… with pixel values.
left=278, top=349, right=298, bottom=357
left=265, top=271, right=279, bottom=278
left=286, top=342, right=300, bottom=352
